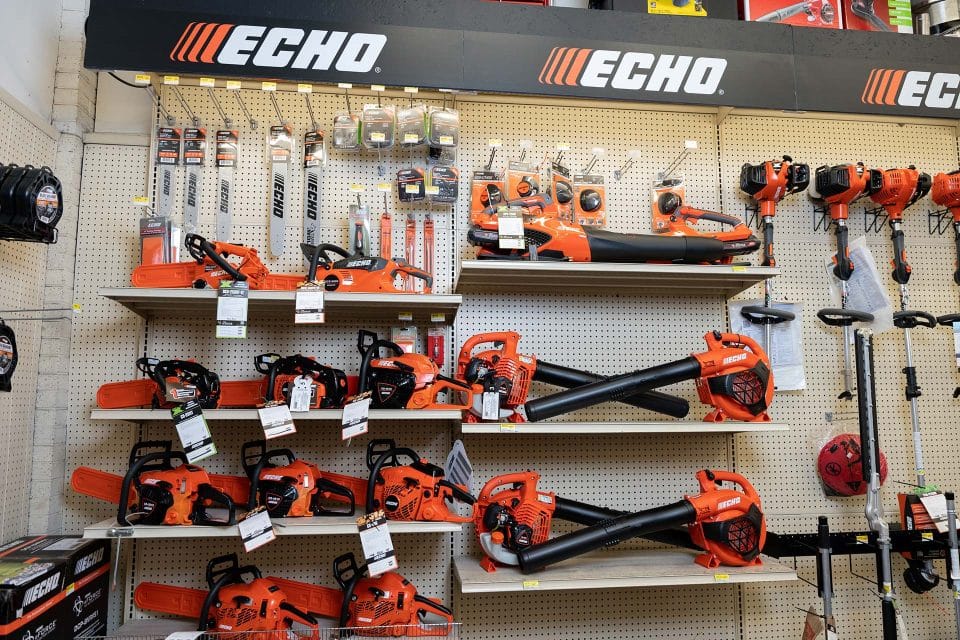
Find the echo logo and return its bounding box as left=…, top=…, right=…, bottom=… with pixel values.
left=862, top=68, right=960, bottom=109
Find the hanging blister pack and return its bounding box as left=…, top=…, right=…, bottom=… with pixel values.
left=428, top=166, right=459, bottom=204
left=215, top=130, right=238, bottom=242
left=0, top=321, right=17, bottom=392
left=155, top=127, right=181, bottom=218
left=182, top=127, right=206, bottom=240
left=349, top=204, right=371, bottom=256
left=332, top=113, right=361, bottom=150
left=397, top=168, right=426, bottom=203
left=397, top=104, right=426, bottom=146
left=426, top=107, right=459, bottom=148
left=302, top=130, right=325, bottom=252
left=573, top=174, right=606, bottom=227
left=268, top=124, right=293, bottom=258
left=362, top=105, right=396, bottom=150
left=551, top=162, right=574, bottom=222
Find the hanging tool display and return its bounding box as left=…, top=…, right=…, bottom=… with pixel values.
left=70, top=440, right=237, bottom=526
left=515, top=468, right=766, bottom=573
left=134, top=552, right=453, bottom=637
left=405, top=211, right=418, bottom=291
left=96, top=356, right=221, bottom=409
left=933, top=170, right=960, bottom=395
left=817, top=432, right=888, bottom=496
left=738, top=156, right=809, bottom=354
left=357, top=331, right=473, bottom=410
left=267, top=92, right=292, bottom=258
left=0, top=162, right=63, bottom=244
left=456, top=331, right=689, bottom=421
left=208, top=89, right=236, bottom=243
left=811, top=162, right=881, bottom=400
left=474, top=470, right=697, bottom=572
left=522, top=331, right=773, bottom=423
left=349, top=197, right=371, bottom=256
left=855, top=329, right=900, bottom=640
left=302, top=92, right=324, bottom=263
left=171, top=86, right=203, bottom=242
left=365, top=439, right=475, bottom=523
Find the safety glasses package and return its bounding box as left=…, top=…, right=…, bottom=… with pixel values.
left=362, top=104, right=396, bottom=149
left=396, top=104, right=426, bottom=146
left=426, top=107, right=459, bottom=148
left=332, top=112, right=361, bottom=150
left=428, top=166, right=459, bottom=204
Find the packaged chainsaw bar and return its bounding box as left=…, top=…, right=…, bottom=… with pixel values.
left=268, top=124, right=293, bottom=258
left=215, top=130, right=238, bottom=242
left=302, top=130, right=325, bottom=257
left=181, top=127, right=206, bottom=240
left=154, top=126, right=181, bottom=217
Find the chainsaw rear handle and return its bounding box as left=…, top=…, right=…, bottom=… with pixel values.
left=301, top=242, right=350, bottom=282
left=194, top=483, right=238, bottom=525
left=392, top=261, right=434, bottom=293
left=893, top=310, right=937, bottom=329
left=184, top=233, right=246, bottom=282
left=357, top=336, right=405, bottom=395
left=117, top=449, right=189, bottom=525
left=740, top=305, right=795, bottom=325
left=439, top=479, right=477, bottom=506
left=313, top=478, right=356, bottom=516
left=817, top=308, right=874, bottom=327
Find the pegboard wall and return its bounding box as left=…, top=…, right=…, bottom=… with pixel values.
left=61, top=82, right=960, bottom=640
left=0, top=95, right=56, bottom=544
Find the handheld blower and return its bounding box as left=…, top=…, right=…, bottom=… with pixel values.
left=515, top=469, right=766, bottom=573
left=96, top=357, right=221, bottom=409
left=739, top=156, right=809, bottom=356
left=652, top=190, right=760, bottom=250
left=811, top=163, right=881, bottom=399
left=932, top=170, right=960, bottom=396
left=70, top=440, right=237, bottom=526
left=457, top=331, right=689, bottom=422
left=522, top=331, right=773, bottom=423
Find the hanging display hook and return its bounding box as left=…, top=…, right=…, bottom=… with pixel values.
left=660, top=140, right=699, bottom=182
left=615, top=150, right=643, bottom=181
left=171, top=86, right=199, bottom=127
left=232, top=90, right=258, bottom=130
left=147, top=85, right=175, bottom=126
left=304, top=93, right=319, bottom=131
left=582, top=147, right=605, bottom=174
left=269, top=91, right=286, bottom=125
left=207, top=89, right=232, bottom=128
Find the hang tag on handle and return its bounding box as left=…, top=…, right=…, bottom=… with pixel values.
left=342, top=394, right=371, bottom=440
left=238, top=507, right=276, bottom=552
left=288, top=376, right=313, bottom=413
left=295, top=283, right=325, bottom=324
left=258, top=402, right=296, bottom=439
left=216, top=281, right=248, bottom=338
left=171, top=400, right=216, bottom=463
left=497, top=206, right=525, bottom=250
left=358, top=510, right=397, bottom=577
left=481, top=391, right=500, bottom=420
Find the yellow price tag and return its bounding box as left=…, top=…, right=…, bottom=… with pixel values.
left=488, top=139, right=503, bottom=148
left=226, top=80, right=242, bottom=90
left=405, top=184, right=420, bottom=194
left=403, top=133, right=420, bottom=144
left=349, top=184, right=365, bottom=193
left=731, top=266, right=748, bottom=272
left=162, top=75, right=180, bottom=85
left=371, top=132, right=386, bottom=142
left=261, top=81, right=277, bottom=92
left=338, top=82, right=353, bottom=89
left=425, top=186, right=440, bottom=196
left=71, top=303, right=82, bottom=314
left=297, top=83, right=313, bottom=93
left=521, top=580, right=540, bottom=589
left=714, top=573, right=730, bottom=582
left=134, top=74, right=151, bottom=85
left=439, top=135, right=454, bottom=146
left=371, top=84, right=386, bottom=92
left=398, top=312, right=413, bottom=322
left=199, top=77, right=216, bottom=88
left=856, top=534, right=869, bottom=544
left=922, top=532, right=934, bottom=541
left=500, top=423, right=516, bottom=432
left=376, top=183, right=392, bottom=193
left=404, top=86, right=419, bottom=94
left=132, top=196, right=149, bottom=204
left=430, top=313, right=446, bottom=323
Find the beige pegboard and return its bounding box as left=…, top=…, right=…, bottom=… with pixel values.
left=0, top=96, right=55, bottom=543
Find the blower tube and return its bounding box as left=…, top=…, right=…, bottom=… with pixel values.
left=524, top=357, right=702, bottom=422
left=553, top=496, right=699, bottom=550
left=534, top=359, right=690, bottom=419
left=517, top=501, right=696, bottom=573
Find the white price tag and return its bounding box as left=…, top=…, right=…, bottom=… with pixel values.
left=258, top=403, right=296, bottom=439
left=371, top=131, right=386, bottom=142
left=358, top=511, right=397, bottom=577
left=171, top=401, right=216, bottom=463
left=288, top=376, right=313, bottom=413
left=497, top=207, right=525, bottom=250
left=216, top=281, right=248, bottom=339
left=165, top=633, right=204, bottom=640
left=342, top=396, right=372, bottom=440
left=481, top=391, right=500, bottom=420
left=295, top=284, right=325, bottom=324
left=919, top=491, right=960, bottom=533
left=238, top=508, right=276, bottom=552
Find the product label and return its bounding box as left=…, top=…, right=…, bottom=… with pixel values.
left=155, top=127, right=182, bottom=165
left=342, top=395, right=371, bottom=440
left=183, top=128, right=207, bottom=165
left=216, top=280, right=248, bottom=338
left=215, top=130, right=239, bottom=168
left=171, top=400, right=216, bottom=463
left=303, top=130, right=325, bottom=167
left=358, top=510, right=397, bottom=577
left=35, top=185, right=60, bottom=224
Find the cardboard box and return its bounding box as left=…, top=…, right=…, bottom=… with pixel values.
left=0, top=536, right=110, bottom=639
left=595, top=0, right=739, bottom=19
left=842, top=0, right=913, bottom=33
left=741, top=0, right=844, bottom=28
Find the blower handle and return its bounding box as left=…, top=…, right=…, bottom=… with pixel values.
left=696, top=469, right=761, bottom=504
left=456, top=331, right=521, bottom=377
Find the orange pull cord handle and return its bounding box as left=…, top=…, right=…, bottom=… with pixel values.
left=456, top=331, right=522, bottom=377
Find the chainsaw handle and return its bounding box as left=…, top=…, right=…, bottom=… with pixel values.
left=314, top=478, right=356, bottom=516
left=817, top=308, right=874, bottom=327
left=391, top=261, right=433, bottom=294
left=136, top=357, right=160, bottom=380
left=439, top=479, right=477, bottom=506
left=254, top=353, right=281, bottom=375
left=696, top=469, right=761, bottom=504
left=358, top=337, right=405, bottom=394
left=335, top=552, right=365, bottom=629
left=185, top=233, right=246, bottom=282
left=413, top=593, right=454, bottom=626
left=365, top=445, right=421, bottom=513
left=117, top=449, right=189, bottom=525
left=278, top=600, right=319, bottom=627
left=127, top=440, right=174, bottom=469
left=301, top=242, right=350, bottom=282
left=193, top=483, right=238, bottom=526
left=893, top=310, right=937, bottom=329
left=456, top=332, right=521, bottom=377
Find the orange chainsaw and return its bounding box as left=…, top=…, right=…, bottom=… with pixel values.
left=523, top=331, right=773, bottom=423
left=255, top=352, right=350, bottom=409
left=516, top=469, right=766, bottom=573
left=303, top=243, right=433, bottom=294
left=70, top=440, right=237, bottom=526
left=365, top=439, right=475, bottom=523
left=96, top=357, right=221, bottom=409
left=135, top=552, right=454, bottom=637
left=457, top=331, right=689, bottom=422
left=468, top=215, right=759, bottom=263
left=358, top=330, right=473, bottom=410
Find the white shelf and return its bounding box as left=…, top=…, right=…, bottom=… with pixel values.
left=90, top=408, right=463, bottom=422
left=99, top=287, right=462, bottom=323
left=460, top=421, right=789, bottom=434
left=455, top=260, right=777, bottom=296
left=453, top=550, right=797, bottom=594
left=83, top=516, right=462, bottom=539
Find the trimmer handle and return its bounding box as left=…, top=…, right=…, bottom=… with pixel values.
left=696, top=469, right=761, bottom=504
left=937, top=313, right=960, bottom=326
left=740, top=305, right=795, bottom=325
left=893, top=310, right=937, bottom=329
left=185, top=234, right=246, bottom=282
left=817, top=308, right=874, bottom=327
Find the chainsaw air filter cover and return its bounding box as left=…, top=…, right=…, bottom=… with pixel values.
left=817, top=433, right=888, bottom=496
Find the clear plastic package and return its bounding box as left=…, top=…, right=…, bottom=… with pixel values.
left=427, top=107, right=459, bottom=148
left=397, top=104, right=426, bottom=146
left=362, top=104, right=396, bottom=149
left=332, top=113, right=361, bottom=150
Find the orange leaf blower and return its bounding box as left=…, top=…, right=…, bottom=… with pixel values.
left=365, top=439, right=475, bottom=523
left=523, top=331, right=773, bottom=423
left=70, top=440, right=237, bottom=526
left=134, top=552, right=453, bottom=637
left=457, top=331, right=689, bottom=422
left=358, top=330, right=473, bottom=410
left=96, top=357, right=221, bottom=409
left=652, top=189, right=760, bottom=261
left=516, top=469, right=766, bottom=573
